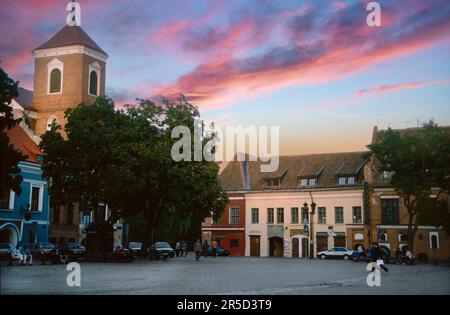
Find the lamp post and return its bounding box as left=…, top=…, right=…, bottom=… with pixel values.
left=302, top=201, right=316, bottom=259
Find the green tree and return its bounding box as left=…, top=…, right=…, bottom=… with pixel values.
left=366, top=121, right=450, bottom=255
left=0, top=67, right=26, bottom=195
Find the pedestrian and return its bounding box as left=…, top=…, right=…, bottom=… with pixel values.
left=211, top=239, right=218, bottom=257
left=175, top=241, right=181, bottom=257
left=179, top=240, right=184, bottom=257
left=182, top=241, right=188, bottom=256
left=371, top=243, right=388, bottom=272
left=194, top=239, right=202, bottom=261
left=395, top=248, right=402, bottom=265
left=203, top=240, right=209, bottom=257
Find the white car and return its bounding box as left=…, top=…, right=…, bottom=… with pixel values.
left=317, top=247, right=354, bottom=260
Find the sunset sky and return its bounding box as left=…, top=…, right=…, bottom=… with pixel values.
left=1, top=0, right=449, bottom=154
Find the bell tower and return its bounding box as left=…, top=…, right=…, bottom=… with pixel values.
left=32, top=1, right=108, bottom=136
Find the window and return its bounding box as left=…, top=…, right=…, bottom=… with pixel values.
left=251, top=208, right=259, bottom=224
left=0, top=189, right=13, bottom=209
left=347, top=177, right=355, bottom=185
left=89, top=71, right=98, bottom=95
left=335, top=207, right=344, bottom=224
left=30, top=185, right=43, bottom=212
left=229, top=207, right=240, bottom=224
left=67, top=204, right=74, bottom=226
left=352, top=206, right=362, bottom=223
left=381, top=198, right=399, bottom=225
left=398, top=233, right=408, bottom=242
left=338, top=177, right=346, bottom=185
left=291, top=207, right=298, bottom=224
left=267, top=208, right=274, bottom=224
left=277, top=208, right=284, bottom=224
left=300, top=178, right=316, bottom=187
left=301, top=208, right=309, bottom=224
left=318, top=207, right=326, bottom=223
left=266, top=179, right=280, bottom=187
left=230, top=239, right=239, bottom=247
left=88, top=61, right=101, bottom=96
left=429, top=232, right=439, bottom=249
left=46, top=115, right=60, bottom=131
left=49, top=68, right=61, bottom=93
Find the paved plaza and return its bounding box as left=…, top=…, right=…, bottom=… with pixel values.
left=1, top=256, right=449, bottom=295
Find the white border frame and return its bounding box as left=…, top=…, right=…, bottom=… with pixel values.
left=88, top=61, right=102, bottom=97
left=29, top=183, right=44, bottom=212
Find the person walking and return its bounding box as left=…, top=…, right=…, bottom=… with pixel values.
left=175, top=241, right=181, bottom=257
left=203, top=240, right=209, bottom=257
left=194, top=239, right=202, bottom=261
left=211, top=239, right=218, bottom=257
left=182, top=241, right=188, bottom=257
left=179, top=240, right=184, bottom=257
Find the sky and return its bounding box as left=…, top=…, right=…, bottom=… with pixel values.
left=1, top=0, right=450, bottom=155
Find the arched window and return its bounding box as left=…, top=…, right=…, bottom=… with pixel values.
left=89, top=71, right=98, bottom=96
left=46, top=115, right=60, bottom=131
left=49, top=69, right=61, bottom=93
left=47, top=58, right=63, bottom=95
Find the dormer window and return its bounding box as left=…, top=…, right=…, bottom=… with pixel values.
left=266, top=179, right=280, bottom=187
left=338, top=177, right=346, bottom=185
left=300, top=178, right=317, bottom=187
left=347, top=177, right=355, bottom=185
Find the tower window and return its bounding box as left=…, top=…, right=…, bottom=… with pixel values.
left=89, top=71, right=98, bottom=96
left=49, top=68, right=61, bottom=93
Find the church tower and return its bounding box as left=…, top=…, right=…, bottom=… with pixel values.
left=32, top=5, right=108, bottom=136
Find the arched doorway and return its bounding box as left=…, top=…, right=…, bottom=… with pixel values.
left=269, top=236, right=283, bottom=257
left=292, top=238, right=299, bottom=257
left=0, top=223, right=20, bottom=246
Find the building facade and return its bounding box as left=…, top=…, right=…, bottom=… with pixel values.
left=0, top=125, right=50, bottom=246
left=215, top=152, right=369, bottom=257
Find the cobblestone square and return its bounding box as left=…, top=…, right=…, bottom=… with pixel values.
left=1, top=256, right=449, bottom=295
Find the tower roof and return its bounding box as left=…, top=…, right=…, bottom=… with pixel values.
left=34, top=25, right=108, bottom=56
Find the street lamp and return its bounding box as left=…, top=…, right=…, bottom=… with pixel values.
left=302, top=201, right=316, bottom=259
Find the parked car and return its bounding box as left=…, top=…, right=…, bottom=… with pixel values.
left=205, top=245, right=231, bottom=256
left=23, top=242, right=59, bottom=264
left=147, top=242, right=174, bottom=260
left=59, top=242, right=87, bottom=262
left=113, top=243, right=133, bottom=263
left=128, top=242, right=143, bottom=258
left=0, top=243, right=13, bottom=260
left=317, top=247, right=354, bottom=260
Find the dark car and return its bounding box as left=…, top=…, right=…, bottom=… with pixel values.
left=24, top=242, right=59, bottom=264
left=59, top=242, right=86, bottom=262
left=113, top=243, right=133, bottom=263
left=127, top=242, right=143, bottom=258
left=0, top=243, right=13, bottom=260
left=147, top=242, right=174, bottom=260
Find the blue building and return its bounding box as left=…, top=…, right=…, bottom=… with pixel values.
left=0, top=125, right=50, bottom=246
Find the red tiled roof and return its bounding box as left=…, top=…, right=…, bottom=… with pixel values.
left=34, top=25, right=108, bottom=56
left=4, top=125, right=43, bottom=164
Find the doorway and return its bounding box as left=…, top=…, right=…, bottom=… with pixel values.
left=301, top=238, right=309, bottom=258
left=292, top=238, right=299, bottom=257
left=250, top=235, right=260, bottom=257
left=269, top=236, right=283, bottom=257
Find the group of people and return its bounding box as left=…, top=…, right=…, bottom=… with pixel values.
left=9, top=244, right=33, bottom=266
left=175, top=240, right=189, bottom=257
left=394, top=246, right=413, bottom=265
left=176, top=239, right=220, bottom=261
left=353, top=243, right=414, bottom=269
